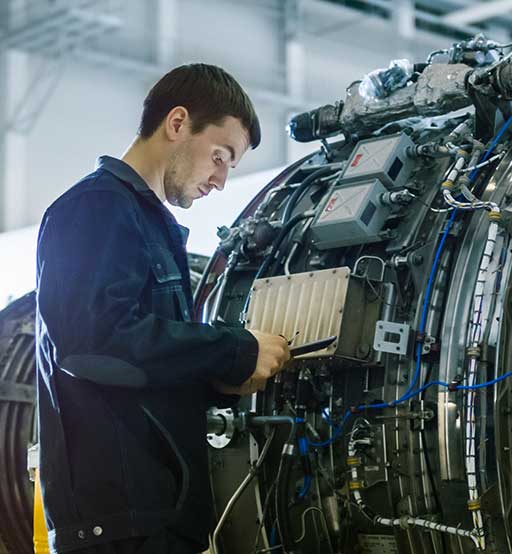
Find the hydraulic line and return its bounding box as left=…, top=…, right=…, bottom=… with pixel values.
left=281, top=165, right=340, bottom=225
left=208, top=248, right=240, bottom=325
left=255, top=212, right=314, bottom=280
left=211, top=416, right=296, bottom=554
left=210, top=430, right=275, bottom=554
left=460, top=214, right=501, bottom=550
left=347, top=430, right=482, bottom=549
left=275, top=440, right=297, bottom=554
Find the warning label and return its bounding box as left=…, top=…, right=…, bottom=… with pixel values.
left=351, top=153, right=364, bottom=167
left=325, top=194, right=339, bottom=213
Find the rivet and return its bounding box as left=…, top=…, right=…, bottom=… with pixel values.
left=93, top=526, right=103, bottom=536
left=78, top=530, right=86, bottom=539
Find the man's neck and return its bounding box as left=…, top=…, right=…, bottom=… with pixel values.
left=121, top=137, right=166, bottom=202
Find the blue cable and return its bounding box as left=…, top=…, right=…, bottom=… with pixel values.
left=456, top=371, right=512, bottom=390
left=298, top=474, right=312, bottom=498
left=269, top=524, right=277, bottom=547
left=309, top=410, right=351, bottom=447
left=398, top=115, right=512, bottom=403
left=308, top=372, right=512, bottom=449
left=321, top=407, right=339, bottom=426
left=469, top=115, right=512, bottom=179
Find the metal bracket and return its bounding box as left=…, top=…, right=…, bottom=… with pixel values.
left=373, top=321, right=410, bottom=355
left=421, top=334, right=437, bottom=355
left=0, top=380, right=35, bottom=403
left=375, top=409, right=435, bottom=421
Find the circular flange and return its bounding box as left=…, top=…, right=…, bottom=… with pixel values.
left=207, top=408, right=235, bottom=449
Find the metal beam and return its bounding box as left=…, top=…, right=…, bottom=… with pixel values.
left=3, top=4, right=121, bottom=51
left=74, top=49, right=320, bottom=111
left=325, top=0, right=490, bottom=38
left=416, top=0, right=512, bottom=30
left=442, top=0, right=512, bottom=25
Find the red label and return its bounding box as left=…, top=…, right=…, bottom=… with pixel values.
left=325, top=196, right=338, bottom=212
left=351, top=153, right=363, bottom=167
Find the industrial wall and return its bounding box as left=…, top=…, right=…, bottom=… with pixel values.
left=1, top=0, right=466, bottom=234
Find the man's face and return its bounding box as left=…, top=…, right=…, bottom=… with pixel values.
left=163, top=115, right=250, bottom=209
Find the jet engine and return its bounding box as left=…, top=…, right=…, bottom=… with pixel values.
left=5, top=32, right=512, bottom=554
left=197, top=35, right=512, bottom=554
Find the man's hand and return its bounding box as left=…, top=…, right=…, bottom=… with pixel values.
left=212, top=330, right=290, bottom=396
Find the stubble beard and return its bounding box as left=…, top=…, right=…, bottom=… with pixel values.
left=164, top=146, right=194, bottom=209
left=164, top=171, right=192, bottom=208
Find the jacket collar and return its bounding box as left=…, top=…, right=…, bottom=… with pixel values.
left=96, top=155, right=190, bottom=245
left=96, top=155, right=153, bottom=195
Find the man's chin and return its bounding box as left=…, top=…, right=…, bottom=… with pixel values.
left=167, top=196, right=194, bottom=209
left=178, top=197, right=194, bottom=209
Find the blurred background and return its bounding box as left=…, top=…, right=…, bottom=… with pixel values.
left=1, top=0, right=511, bottom=308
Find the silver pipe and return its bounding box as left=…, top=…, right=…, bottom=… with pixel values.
left=206, top=414, right=226, bottom=436
left=211, top=431, right=274, bottom=554
left=209, top=249, right=239, bottom=325
left=201, top=276, right=222, bottom=324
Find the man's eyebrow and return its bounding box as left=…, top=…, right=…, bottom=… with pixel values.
left=221, top=144, right=236, bottom=163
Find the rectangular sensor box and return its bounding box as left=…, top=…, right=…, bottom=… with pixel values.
left=245, top=267, right=351, bottom=359
left=311, top=178, right=390, bottom=249
left=245, top=266, right=381, bottom=362
left=342, top=132, right=414, bottom=190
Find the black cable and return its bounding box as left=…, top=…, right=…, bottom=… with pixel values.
left=253, top=213, right=312, bottom=281
left=281, top=165, right=337, bottom=224
left=251, top=477, right=279, bottom=554
left=275, top=449, right=295, bottom=553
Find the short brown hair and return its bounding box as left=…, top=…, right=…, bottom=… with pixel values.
left=138, top=63, right=261, bottom=148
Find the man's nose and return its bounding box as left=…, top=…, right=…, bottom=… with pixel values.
left=210, top=165, right=228, bottom=191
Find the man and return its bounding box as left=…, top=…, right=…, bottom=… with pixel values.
left=36, top=63, right=290, bottom=554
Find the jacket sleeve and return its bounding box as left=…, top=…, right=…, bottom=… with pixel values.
left=36, top=189, right=258, bottom=388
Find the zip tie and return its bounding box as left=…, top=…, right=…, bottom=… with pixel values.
left=441, top=180, right=456, bottom=189
left=346, top=456, right=362, bottom=467
left=467, top=498, right=482, bottom=511
left=348, top=480, right=364, bottom=491
left=466, top=346, right=481, bottom=359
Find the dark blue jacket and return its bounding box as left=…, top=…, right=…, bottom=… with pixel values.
left=36, top=156, right=258, bottom=553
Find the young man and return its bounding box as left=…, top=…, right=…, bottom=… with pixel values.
left=36, top=64, right=290, bottom=554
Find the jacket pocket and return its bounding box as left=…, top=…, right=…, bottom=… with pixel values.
left=148, top=244, right=190, bottom=322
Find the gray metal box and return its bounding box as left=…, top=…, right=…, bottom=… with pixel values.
left=311, top=179, right=390, bottom=249
left=342, top=132, right=414, bottom=190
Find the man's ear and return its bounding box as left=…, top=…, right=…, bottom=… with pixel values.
left=164, top=106, right=189, bottom=141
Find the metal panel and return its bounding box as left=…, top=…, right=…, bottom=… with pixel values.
left=341, top=133, right=415, bottom=189
left=311, top=178, right=390, bottom=249
left=245, top=267, right=351, bottom=358
left=373, top=320, right=410, bottom=355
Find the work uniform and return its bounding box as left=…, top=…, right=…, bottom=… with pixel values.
left=36, top=156, right=258, bottom=553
